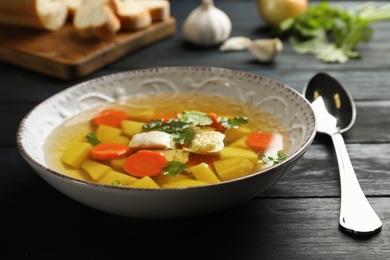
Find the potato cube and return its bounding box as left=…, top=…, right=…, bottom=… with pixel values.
left=128, top=176, right=160, bottom=189
left=153, top=173, right=192, bottom=186
left=227, top=136, right=249, bottom=149
left=224, top=126, right=252, bottom=143
left=121, top=120, right=145, bottom=137
left=81, top=159, right=111, bottom=181
left=110, top=135, right=130, bottom=145
left=99, top=170, right=138, bottom=186
left=219, top=147, right=258, bottom=163
left=214, top=158, right=255, bottom=181
left=162, top=179, right=209, bottom=188
left=95, top=125, right=122, bottom=143
left=189, top=163, right=221, bottom=184
left=129, top=109, right=155, bottom=122
left=110, top=157, right=127, bottom=173
left=61, top=141, right=92, bottom=168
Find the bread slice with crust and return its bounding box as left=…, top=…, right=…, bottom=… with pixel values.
left=136, top=0, right=170, bottom=22
left=73, top=0, right=120, bottom=40
left=64, top=0, right=82, bottom=18
left=0, top=0, right=68, bottom=30
left=110, top=0, right=152, bottom=31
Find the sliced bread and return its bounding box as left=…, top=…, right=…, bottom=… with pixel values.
left=136, top=0, right=170, bottom=22
left=74, top=0, right=120, bottom=40
left=64, top=0, right=82, bottom=18
left=110, top=0, right=152, bottom=31
left=0, top=0, right=68, bottom=30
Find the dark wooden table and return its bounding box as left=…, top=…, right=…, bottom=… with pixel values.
left=1, top=1, right=389, bottom=259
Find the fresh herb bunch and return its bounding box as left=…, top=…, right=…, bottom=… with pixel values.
left=276, top=1, right=390, bottom=63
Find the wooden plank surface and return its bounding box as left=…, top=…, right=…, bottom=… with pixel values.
left=0, top=17, right=176, bottom=79
left=2, top=0, right=390, bottom=259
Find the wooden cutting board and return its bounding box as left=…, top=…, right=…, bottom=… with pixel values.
left=0, top=17, right=176, bottom=80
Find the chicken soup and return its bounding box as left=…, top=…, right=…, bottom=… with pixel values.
left=44, top=93, right=290, bottom=188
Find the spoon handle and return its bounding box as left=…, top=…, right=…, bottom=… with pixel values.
left=331, top=133, right=382, bottom=235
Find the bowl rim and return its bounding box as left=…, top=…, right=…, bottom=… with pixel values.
left=16, top=66, right=317, bottom=192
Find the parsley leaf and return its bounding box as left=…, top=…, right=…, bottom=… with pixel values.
left=159, top=119, right=190, bottom=133
left=170, top=131, right=195, bottom=145
left=111, top=179, right=122, bottom=186
left=178, top=110, right=213, bottom=126
left=276, top=1, right=390, bottom=63
left=162, top=161, right=189, bottom=177
left=141, top=111, right=247, bottom=146
left=157, top=119, right=195, bottom=145
left=85, top=132, right=101, bottom=146
left=220, top=116, right=248, bottom=128
left=143, top=119, right=164, bottom=130
left=261, top=152, right=288, bottom=166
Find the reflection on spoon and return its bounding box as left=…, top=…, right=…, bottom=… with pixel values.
left=303, top=72, right=382, bottom=236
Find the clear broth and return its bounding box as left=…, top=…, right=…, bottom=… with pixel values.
left=44, top=93, right=291, bottom=183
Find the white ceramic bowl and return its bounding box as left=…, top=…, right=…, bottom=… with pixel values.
left=17, top=67, right=316, bottom=218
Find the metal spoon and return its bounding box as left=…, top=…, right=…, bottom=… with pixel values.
left=303, top=72, right=382, bottom=236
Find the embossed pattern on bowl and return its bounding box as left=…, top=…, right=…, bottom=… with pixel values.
left=17, top=67, right=316, bottom=218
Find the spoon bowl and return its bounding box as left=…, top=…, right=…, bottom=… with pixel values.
left=303, top=72, right=356, bottom=132
left=303, top=72, right=382, bottom=236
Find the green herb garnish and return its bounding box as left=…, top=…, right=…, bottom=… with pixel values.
left=178, top=110, right=213, bottom=126
left=143, top=119, right=164, bottom=130
left=170, top=131, right=195, bottom=146
left=220, top=116, right=248, bottom=128
left=261, top=152, right=288, bottom=165
left=111, top=179, right=121, bottom=186
left=142, top=110, right=248, bottom=145
left=276, top=1, right=390, bottom=63
left=162, top=161, right=189, bottom=177
left=159, top=119, right=190, bottom=133
left=85, top=132, right=101, bottom=146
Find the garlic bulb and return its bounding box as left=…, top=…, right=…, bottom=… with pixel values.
left=182, top=0, right=232, bottom=47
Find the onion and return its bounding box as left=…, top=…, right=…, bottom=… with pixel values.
left=257, top=0, right=307, bottom=27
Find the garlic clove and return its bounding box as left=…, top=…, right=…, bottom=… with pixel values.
left=247, top=38, right=283, bottom=62
left=182, top=0, right=232, bottom=47
left=220, top=36, right=252, bottom=52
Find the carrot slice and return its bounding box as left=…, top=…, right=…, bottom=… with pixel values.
left=91, top=143, right=130, bottom=160
left=247, top=132, right=273, bottom=152
left=92, top=109, right=128, bottom=128
left=208, top=112, right=226, bottom=132
left=124, top=150, right=168, bottom=177
left=150, top=113, right=178, bottom=123
left=187, top=154, right=217, bottom=170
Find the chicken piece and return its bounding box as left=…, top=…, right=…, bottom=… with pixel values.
left=129, top=131, right=175, bottom=150
left=185, top=131, right=225, bottom=155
